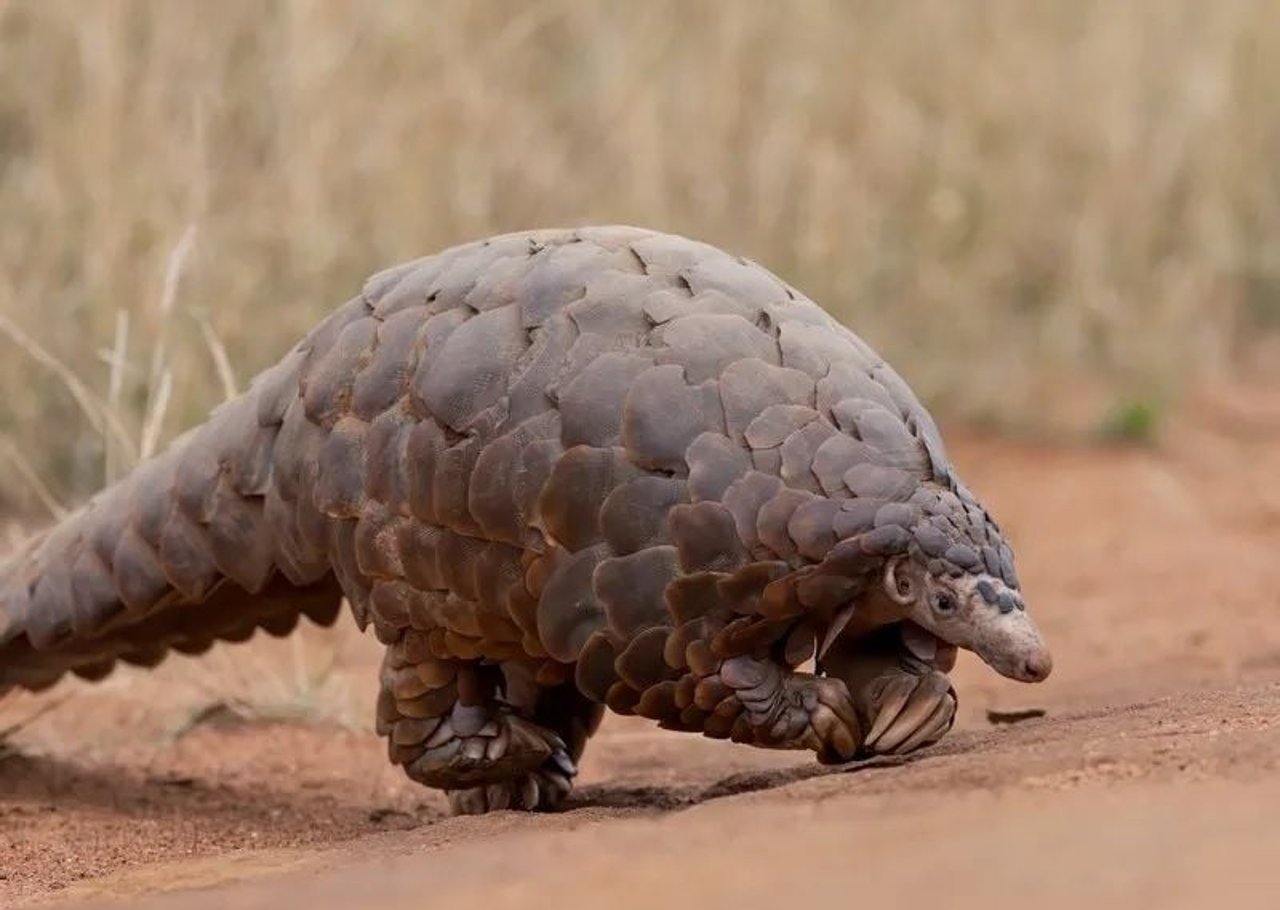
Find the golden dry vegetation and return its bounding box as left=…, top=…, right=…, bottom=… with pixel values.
left=0, top=0, right=1277, bottom=516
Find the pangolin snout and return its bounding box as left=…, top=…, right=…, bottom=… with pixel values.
left=957, top=582, right=1053, bottom=684
left=1016, top=646, right=1053, bottom=683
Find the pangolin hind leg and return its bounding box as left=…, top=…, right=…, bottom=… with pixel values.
left=376, top=642, right=600, bottom=814
left=446, top=668, right=604, bottom=816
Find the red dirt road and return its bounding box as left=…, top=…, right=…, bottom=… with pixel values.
left=3, top=410, right=1279, bottom=908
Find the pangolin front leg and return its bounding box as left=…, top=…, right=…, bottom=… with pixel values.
left=701, top=655, right=862, bottom=762
left=820, top=628, right=958, bottom=756
left=594, top=619, right=864, bottom=763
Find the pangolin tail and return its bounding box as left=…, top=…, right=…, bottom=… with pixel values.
left=0, top=340, right=349, bottom=694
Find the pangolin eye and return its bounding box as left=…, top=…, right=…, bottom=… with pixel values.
left=933, top=592, right=957, bottom=614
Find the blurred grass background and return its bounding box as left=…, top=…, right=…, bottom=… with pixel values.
left=0, top=0, right=1278, bottom=516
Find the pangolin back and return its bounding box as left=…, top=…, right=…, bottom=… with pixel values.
left=0, top=225, right=987, bottom=696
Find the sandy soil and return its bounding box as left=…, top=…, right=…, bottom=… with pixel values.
left=2, top=401, right=1279, bottom=909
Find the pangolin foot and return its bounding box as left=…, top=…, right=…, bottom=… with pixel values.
left=860, top=667, right=956, bottom=755
left=403, top=704, right=577, bottom=812
left=446, top=761, right=576, bottom=815
left=719, top=656, right=862, bottom=763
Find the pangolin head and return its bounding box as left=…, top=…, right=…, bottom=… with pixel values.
left=882, top=555, right=1052, bottom=683
left=813, top=480, right=1052, bottom=684
left=883, top=482, right=1052, bottom=683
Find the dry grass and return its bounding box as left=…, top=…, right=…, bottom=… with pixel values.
left=0, top=0, right=1278, bottom=513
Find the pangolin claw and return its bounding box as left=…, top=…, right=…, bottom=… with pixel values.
left=862, top=670, right=956, bottom=756
left=447, top=766, right=574, bottom=815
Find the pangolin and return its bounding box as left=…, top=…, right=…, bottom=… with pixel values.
left=0, top=226, right=1051, bottom=814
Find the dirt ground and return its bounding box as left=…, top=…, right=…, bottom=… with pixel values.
left=2, top=392, right=1279, bottom=909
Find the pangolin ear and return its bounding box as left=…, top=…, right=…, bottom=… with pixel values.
left=883, top=556, right=916, bottom=606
